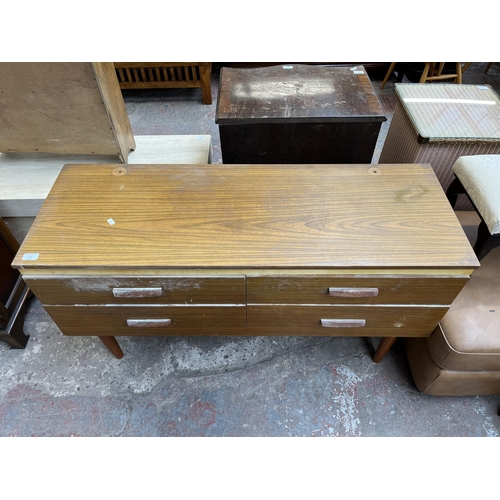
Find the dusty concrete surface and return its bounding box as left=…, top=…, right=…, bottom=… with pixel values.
left=2, top=297, right=500, bottom=436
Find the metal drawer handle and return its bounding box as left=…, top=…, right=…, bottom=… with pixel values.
left=126, top=319, right=171, bottom=328
left=321, top=319, right=366, bottom=328
left=328, top=287, right=378, bottom=298
left=113, top=287, right=163, bottom=298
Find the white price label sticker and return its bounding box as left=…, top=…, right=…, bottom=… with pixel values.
left=22, top=253, right=39, bottom=261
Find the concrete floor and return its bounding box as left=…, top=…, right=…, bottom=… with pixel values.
left=1, top=62, right=500, bottom=437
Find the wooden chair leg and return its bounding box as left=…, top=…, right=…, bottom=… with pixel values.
left=420, top=63, right=431, bottom=83
left=380, top=62, right=397, bottom=90
left=373, top=337, right=397, bottom=363
left=445, top=177, right=466, bottom=208
left=473, top=220, right=491, bottom=258
left=485, top=62, right=493, bottom=74
left=0, top=302, right=10, bottom=326
left=462, top=62, right=472, bottom=74
left=455, top=62, right=462, bottom=84
left=98, top=336, right=124, bottom=359
left=0, top=282, right=31, bottom=349
left=199, top=62, right=212, bottom=105
left=446, top=175, right=497, bottom=260
left=0, top=311, right=30, bottom=348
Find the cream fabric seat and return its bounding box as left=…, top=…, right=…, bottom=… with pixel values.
left=452, top=155, right=500, bottom=234
left=446, top=154, right=500, bottom=259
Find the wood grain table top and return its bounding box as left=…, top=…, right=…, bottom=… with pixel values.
left=13, top=163, right=479, bottom=271
left=215, top=65, right=387, bottom=124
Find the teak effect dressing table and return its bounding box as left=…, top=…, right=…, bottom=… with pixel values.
left=12, top=163, right=479, bottom=361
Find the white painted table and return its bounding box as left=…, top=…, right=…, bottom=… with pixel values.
left=0, top=135, right=212, bottom=217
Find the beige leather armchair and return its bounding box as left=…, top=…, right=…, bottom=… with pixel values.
left=405, top=246, right=500, bottom=396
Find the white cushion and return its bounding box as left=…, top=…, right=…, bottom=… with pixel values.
left=453, top=155, right=500, bottom=234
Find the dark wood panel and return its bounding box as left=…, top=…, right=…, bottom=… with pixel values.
left=0, top=240, right=18, bottom=305
left=0, top=218, right=30, bottom=347
left=219, top=122, right=382, bottom=164
left=0, top=218, right=20, bottom=306
left=247, top=276, right=469, bottom=305
left=247, top=305, right=449, bottom=337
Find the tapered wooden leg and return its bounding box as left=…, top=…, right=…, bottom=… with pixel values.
left=445, top=176, right=465, bottom=208
left=474, top=220, right=491, bottom=258
left=380, top=62, right=397, bottom=90
left=98, top=336, right=124, bottom=359
left=373, top=337, right=397, bottom=363
left=455, top=62, right=462, bottom=84
left=420, top=62, right=431, bottom=83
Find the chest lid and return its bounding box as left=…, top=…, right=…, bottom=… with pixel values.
left=216, top=64, right=387, bottom=124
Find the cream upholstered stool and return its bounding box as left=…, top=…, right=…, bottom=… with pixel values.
left=405, top=247, right=500, bottom=396
left=446, top=155, right=500, bottom=259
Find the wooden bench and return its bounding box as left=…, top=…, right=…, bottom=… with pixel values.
left=114, top=63, right=212, bottom=104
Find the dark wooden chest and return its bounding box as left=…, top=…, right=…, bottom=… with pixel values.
left=215, top=64, right=386, bottom=164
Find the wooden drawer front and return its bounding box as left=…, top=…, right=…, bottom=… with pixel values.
left=247, top=305, right=449, bottom=337
left=247, top=276, right=468, bottom=305
left=24, top=276, right=246, bottom=305
left=44, top=305, right=246, bottom=336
